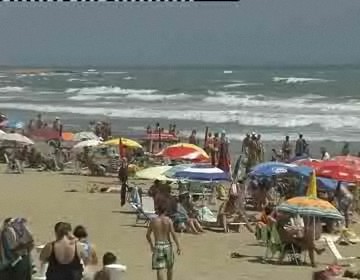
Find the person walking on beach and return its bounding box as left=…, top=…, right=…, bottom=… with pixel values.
left=341, top=142, right=350, bottom=156
left=241, top=133, right=250, bottom=156
left=255, top=134, right=264, bottom=163
left=334, top=182, right=353, bottom=228
left=282, top=136, right=292, bottom=161
left=146, top=202, right=181, bottom=280
left=40, top=222, right=84, bottom=280
left=320, top=147, right=330, bottom=160
left=188, top=129, right=197, bottom=145
left=295, top=134, right=307, bottom=157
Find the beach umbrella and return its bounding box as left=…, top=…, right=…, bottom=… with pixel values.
left=157, top=143, right=209, bottom=162
left=61, top=132, right=74, bottom=141
left=0, top=129, right=5, bottom=135
left=250, top=162, right=312, bottom=177
left=332, top=156, right=360, bottom=166
left=135, top=166, right=174, bottom=181
left=0, top=133, right=34, bottom=145
left=73, top=131, right=99, bottom=141
left=73, top=139, right=102, bottom=150
left=294, top=158, right=323, bottom=171
left=5, top=120, right=25, bottom=129
left=316, top=161, right=360, bottom=183
left=277, top=173, right=343, bottom=219
left=172, top=166, right=230, bottom=181
left=104, top=138, right=142, bottom=149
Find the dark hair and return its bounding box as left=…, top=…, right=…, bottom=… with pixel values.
left=156, top=199, right=168, bottom=215
left=55, top=222, right=72, bottom=239
left=103, top=252, right=117, bottom=266
left=264, top=205, right=273, bottom=215
left=73, top=225, right=88, bottom=239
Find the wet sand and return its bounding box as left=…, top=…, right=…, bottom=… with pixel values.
left=0, top=168, right=359, bottom=280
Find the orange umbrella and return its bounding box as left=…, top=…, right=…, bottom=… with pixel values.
left=62, top=132, right=74, bottom=141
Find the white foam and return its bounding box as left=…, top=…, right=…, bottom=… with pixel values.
left=103, top=71, right=128, bottom=75
left=68, top=93, right=190, bottom=102
left=0, top=86, right=25, bottom=93
left=65, top=86, right=157, bottom=95
left=67, top=78, right=87, bottom=82
left=223, top=82, right=261, bottom=88
left=123, top=76, right=136, bottom=80
left=273, top=77, right=333, bottom=84
left=223, top=70, right=233, bottom=74
left=2, top=102, right=360, bottom=132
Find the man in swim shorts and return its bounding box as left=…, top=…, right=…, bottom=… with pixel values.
left=146, top=201, right=181, bottom=280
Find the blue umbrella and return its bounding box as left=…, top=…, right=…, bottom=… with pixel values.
left=6, top=120, right=25, bottom=129
left=250, top=162, right=312, bottom=177
left=173, top=166, right=230, bottom=181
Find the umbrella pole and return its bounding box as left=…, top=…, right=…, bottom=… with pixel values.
left=204, top=126, right=208, bottom=150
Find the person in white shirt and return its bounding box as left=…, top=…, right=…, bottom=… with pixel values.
left=320, top=147, right=330, bottom=160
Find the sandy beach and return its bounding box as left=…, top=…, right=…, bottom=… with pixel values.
left=1, top=166, right=359, bottom=280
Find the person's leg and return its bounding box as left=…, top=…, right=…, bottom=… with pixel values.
left=193, top=219, right=205, bottom=233
left=167, top=268, right=173, bottom=280
left=156, top=269, right=165, bottom=280
left=221, top=215, right=228, bottom=233
left=188, top=220, right=199, bottom=234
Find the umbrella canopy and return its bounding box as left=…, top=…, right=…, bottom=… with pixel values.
left=163, top=164, right=193, bottom=178
left=332, top=156, right=360, bottom=166
left=73, top=131, right=99, bottom=141
left=5, top=120, right=25, bottom=129
left=157, top=143, right=209, bottom=162
left=0, top=133, right=34, bottom=145
left=104, top=138, right=142, bottom=149
left=135, top=166, right=173, bottom=181
left=250, top=162, right=312, bottom=177
left=73, top=139, right=102, bottom=150
left=316, top=161, right=360, bottom=182
left=277, top=173, right=343, bottom=219
left=62, top=132, right=74, bottom=141
left=172, top=166, right=229, bottom=181
left=277, top=196, right=343, bottom=219
left=294, top=158, right=323, bottom=170
left=0, top=129, right=5, bottom=135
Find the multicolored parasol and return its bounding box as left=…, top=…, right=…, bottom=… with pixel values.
left=277, top=172, right=343, bottom=219
left=157, top=143, right=209, bottom=162
left=104, top=137, right=142, bottom=149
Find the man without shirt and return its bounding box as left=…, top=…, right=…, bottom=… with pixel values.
left=146, top=201, right=181, bottom=280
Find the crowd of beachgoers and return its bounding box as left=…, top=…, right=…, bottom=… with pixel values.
left=2, top=113, right=360, bottom=280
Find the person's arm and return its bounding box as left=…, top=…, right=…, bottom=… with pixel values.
left=169, top=219, right=181, bottom=255
left=146, top=222, right=154, bottom=252
left=90, top=244, right=99, bottom=265
left=39, top=242, right=52, bottom=263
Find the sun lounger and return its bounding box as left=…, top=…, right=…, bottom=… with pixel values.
left=325, top=237, right=355, bottom=264
left=130, top=196, right=157, bottom=224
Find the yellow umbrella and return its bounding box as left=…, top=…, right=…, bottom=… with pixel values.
left=306, top=171, right=317, bottom=197
left=104, top=137, right=142, bottom=149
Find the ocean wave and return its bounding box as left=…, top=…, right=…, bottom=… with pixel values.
left=67, top=78, right=87, bottom=82
left=123, top=76, right=136, bottom=80
left=273, top=77, right=333, bottom=84
left=203, top=94, right=358, bottom=112
left=103, top=72, right=128, bottom=75
left=16, top=72, right=72, bottom=78
left=65, top=86, right=157, bottom=95
left=1, top=102, right=360, bottom=131
left=0, top=86, right=25, bottom=93
left=69, top=93, right=190, bottom=102
left=223, top=70, right=233, bottom=74
left=223, top=82, right=261, bottom=88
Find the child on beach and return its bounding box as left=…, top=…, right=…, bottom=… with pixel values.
left=93, top=252, right=117, bottom=280
left=73, top=225, right=98, bottom=266
left=146, top=201, right=181, bottom=280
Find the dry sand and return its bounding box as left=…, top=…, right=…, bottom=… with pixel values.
left=0, top=166, right=360, bottom=280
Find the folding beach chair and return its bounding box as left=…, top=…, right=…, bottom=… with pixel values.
left=265, top=224, right=302, bottom=265
left=325, top=237, right=355, bottom=265
left=130, top=196, right=157, bottom=225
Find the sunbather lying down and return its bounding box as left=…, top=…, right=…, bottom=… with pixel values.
left=217, top=194, right=254, bottom=233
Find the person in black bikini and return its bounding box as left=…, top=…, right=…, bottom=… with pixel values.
left=40, top=222, right=85, bottom=280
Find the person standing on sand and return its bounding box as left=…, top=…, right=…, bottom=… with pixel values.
left=146, top=202, right=181, bottom=280
left=242, top=133, right=250, bottom=156
left=188, top=130, right=197, bottom=145
left=295, top=134, right=307, bottom=157
left=255, top=134, right=264, bottom=163
left=342, top=142, right=350, bottom=156
left=282, top=136, right=292, bottom=161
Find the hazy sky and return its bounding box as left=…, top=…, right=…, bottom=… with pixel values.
left=0, top=0, right=360, bottom=66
